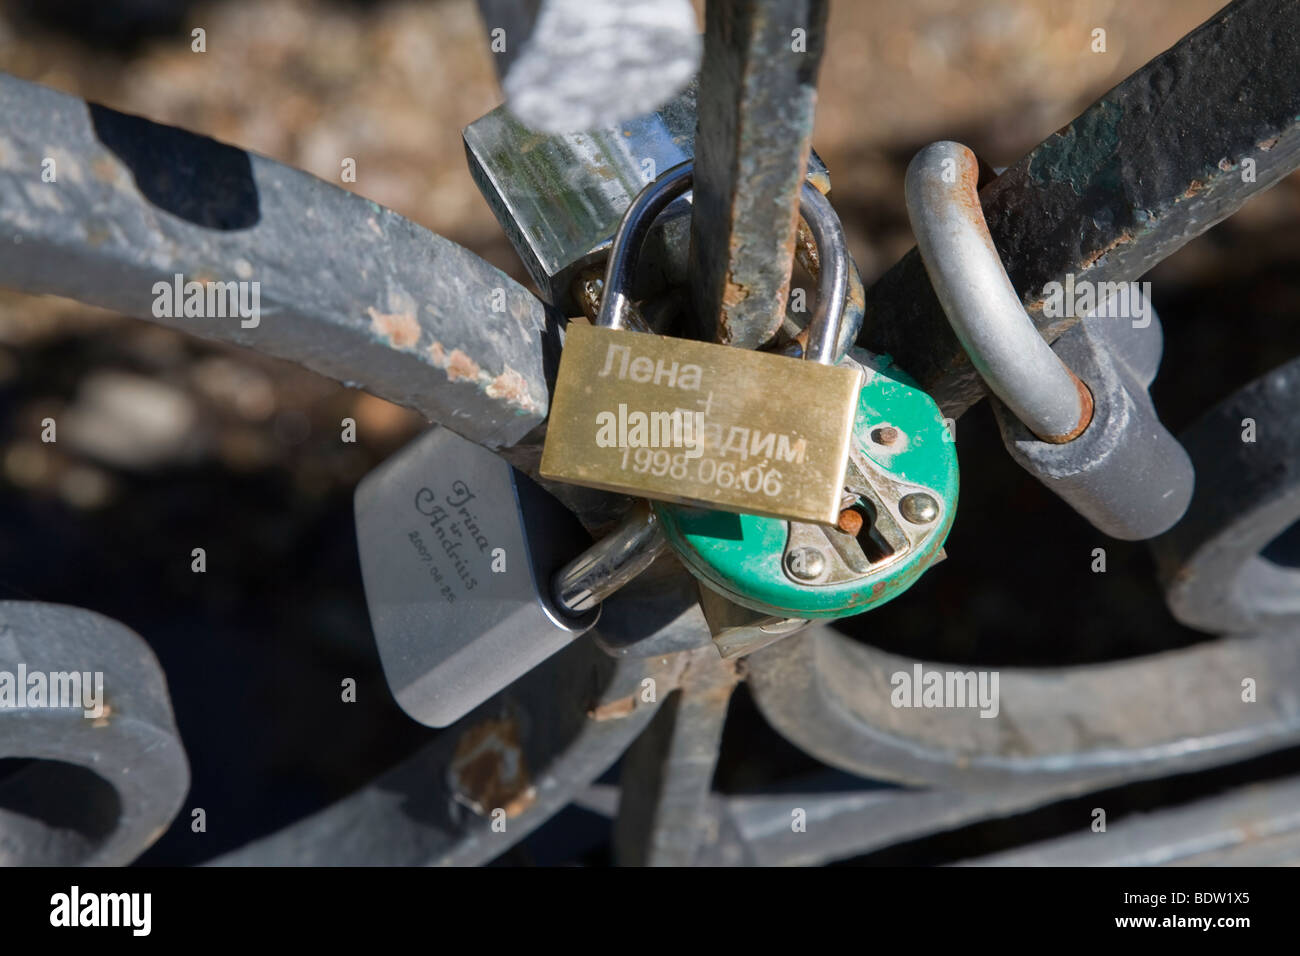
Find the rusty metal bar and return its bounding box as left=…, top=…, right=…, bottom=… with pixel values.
left=689, top=0, right=828, bottom=350
left=861, top=0, right=1300, bottom=418
left=0, top=73, right=553, bottom=449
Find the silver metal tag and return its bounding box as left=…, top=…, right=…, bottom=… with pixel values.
left=355, top=427, right=597, bottom=727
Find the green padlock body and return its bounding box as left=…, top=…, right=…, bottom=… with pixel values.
left=654, top=349, right=958, bottom=619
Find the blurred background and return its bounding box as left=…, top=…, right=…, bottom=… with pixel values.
left=1, top=0, right=1298, bottom=865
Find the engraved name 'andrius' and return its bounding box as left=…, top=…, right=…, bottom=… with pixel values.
left=415, top=481, right=489, bottom=591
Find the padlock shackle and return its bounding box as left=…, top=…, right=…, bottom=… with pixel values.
left=905, top=141, right=1093, bottom=443
left=599, top=161, right=851, bottom=366
left=599, top=161, right=694, bottom=332
left=551, top=502, right=666, bottom=615
left=798, top=184, right=849, bottom=365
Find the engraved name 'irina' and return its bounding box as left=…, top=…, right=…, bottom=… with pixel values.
left=414, top=481, right=489, bottom=593
left=595, top=404, right=705, bottom=458
left=597, top=343, right=703, bottom=390
left=152, top=273, right=261, bottom=328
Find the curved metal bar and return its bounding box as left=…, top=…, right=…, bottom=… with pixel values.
left=904, top=141, right=1091, bottom=442
left=747, top=625, right=1300, bottom=791
left=0, top=72, right=552, bottom=449
left=209, top=638, right=699, bottom=866
left=0, top=602, right=190, bottom=865
left=1154, top=355, right=1300, bottom=634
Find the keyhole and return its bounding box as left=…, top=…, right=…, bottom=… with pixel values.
left=851, top=501, right=895, bottom=565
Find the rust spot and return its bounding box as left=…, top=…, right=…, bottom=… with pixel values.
left=872, top=425, right=900, bottom=446
left=1183, top=179, right=1205, bottom=199
left=1039, top=373, right=1094, bottom=443
left=588, top=694, right=637, bottom=721
left=91, top=702, right=113, bottom=729
left=1080, top=229, right=1136, bottom=270
left=720, top=271, right=750, bottom=313
left=836, top=508, right=863, bottom=536
left=444, top=348, right=481, bottom=383
left=486, top=365, right=539, bottom=412
left=449, top=716, right=536, bottom=818
left=1258, top=136, right=1279, bottom=152
left=367, top=306, right=420, bottom=349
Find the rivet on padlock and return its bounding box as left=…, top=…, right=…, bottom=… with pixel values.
left=905, top=141, right=1193, bottom=541
left=539, top=160, right=863, bottom=526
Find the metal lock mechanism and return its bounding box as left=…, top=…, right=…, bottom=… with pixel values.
left=655, top=347, right=958, bottom=620
left=540, top=161, right=863, bottom=526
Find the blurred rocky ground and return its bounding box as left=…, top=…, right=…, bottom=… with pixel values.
left=0, top=0, right=1297, bottom=865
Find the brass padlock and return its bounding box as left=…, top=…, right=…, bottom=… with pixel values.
left=540, top=161, right=862, bottom=525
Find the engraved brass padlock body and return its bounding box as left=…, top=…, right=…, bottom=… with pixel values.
left=540, top=162, right=861, bottom=525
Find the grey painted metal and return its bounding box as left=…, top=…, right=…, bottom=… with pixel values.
left=0, top=602, right=189, bottom=865
left=478, top=0, right=699, bottom=135
left=600, top=161, right=850, bottom=366
left=1154, top=355, right=1300, bottom=634
left=553, top=502, right=667, bottom=616
left=961, top=775, right=1300, bottom=866
left=356, top=426, right=598, bottom=728
left=690, top=0, right=829, bottom=350
left=589, top=558, right=718, bottom=659
left=210, top=641, right=699, bottom=866
left=861, top=0, right=1300, bottom=420
left=746, top=624, right=1300, bottom=790
left=0, top=72, right=551, bottom=449
left=906, top=142, right=1089, bottom=442
left=613, top=652, right=739, bottom=866
left=992, top=303, right=1195, bottom=541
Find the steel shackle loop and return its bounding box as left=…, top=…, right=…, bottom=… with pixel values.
left=904, top=141, right=1093, bottom=443
left=597, top=160, right=851, bottom=366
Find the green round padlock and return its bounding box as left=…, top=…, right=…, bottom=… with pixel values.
left=654, top=348, right=958, bottom=619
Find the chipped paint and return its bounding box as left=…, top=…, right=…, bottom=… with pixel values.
left=1028, top=101, right=1123, bottom=196
left=485, top=365, right=537, bottom=410
left=444, top=348, right=481, bottom=383
left=367, top=305, right=421, bottom=349
left=587, top=694, right=638, bottom=721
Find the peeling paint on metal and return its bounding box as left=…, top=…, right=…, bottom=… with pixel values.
left=366, top=305, right=421, bottom=349
left=449, top=716, right=537, bottom=818
left=1027, top=101, right=1123, bottom=196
